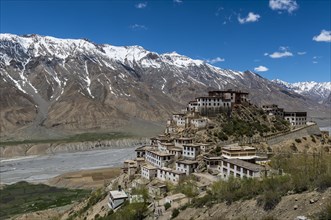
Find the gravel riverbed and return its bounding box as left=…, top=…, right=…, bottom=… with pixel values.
left=0, top=147, right=136, bottom=184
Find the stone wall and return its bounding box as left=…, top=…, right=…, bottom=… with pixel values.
left=266, top=124, right=321, bottom=145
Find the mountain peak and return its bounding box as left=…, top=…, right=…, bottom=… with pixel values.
left=273, top=79, right=331, bottom=103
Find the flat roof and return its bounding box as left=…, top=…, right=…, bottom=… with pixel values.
left=156, top=137, right=173, bottom=141
left=196, top=96, right=232, bottom=100
left=166, top=193, right=186, bottom=201
left=222, top=158, right=268, bottom=172
left=168, top=147, right=183, bottom=151
left=222, top=155, right=258, bottom=160
left=204, top=156, right=222, bottom=160
left=222, top=146, right=256, bottom=151
left=176, top=160, right=198, bottom=165
left=162, top=143, right=175, bottom=146
left=124, top=160, right=136, bottom=163
left=109, top=190, right=128, bottom=199
left=208, top=90, right=249, bottom=94
left=143, top=164, right=157, bottom=170
left=197, top=143, right=211, bottom=146
left=191, top=118, right=207, bottom=121
left=146, top=150, right=175, bottom=157
left=149, top=181, right=167, bottom=188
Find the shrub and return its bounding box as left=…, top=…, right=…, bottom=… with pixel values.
left=164, top=202, right=171, bottom=210
left=315, top=173, right=331, bottom=191
left=191, top=194, right=213, bottom=208
left=257, top=190, right=281, bottom=211
left=179, top=203, right=188, bottom=211
left=107, top=202, right=147, bottom=220
left=171, top=208, right=180, bottom=219
left=295, top=138, right=302, bottom=143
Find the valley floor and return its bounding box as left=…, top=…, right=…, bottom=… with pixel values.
left=0, top=147, right=135, bottom=184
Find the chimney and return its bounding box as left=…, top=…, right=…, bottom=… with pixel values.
left=118, top=185, right=122, bottom=191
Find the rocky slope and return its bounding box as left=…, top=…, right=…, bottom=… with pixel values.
left=1, top=34, right=329, bottom=139
left=173, top=188, right=331, bottom=220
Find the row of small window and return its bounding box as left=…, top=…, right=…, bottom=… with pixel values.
left=292, top=122, right=305, bottom=125
left=198, top=103, right=230, bottom=106
left=222, top=167, right=254, bottom=176
left=183, top=152, right=195, bottom=156
left=147, top=154, right=172, bottom=160
left=221, top=165, right=254, bottom=176
left=158, top=172, right=177, bottom=177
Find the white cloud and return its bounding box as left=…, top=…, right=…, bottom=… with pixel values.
left=313, top=30, right=331, bottom=42
left=238, top=12, right=260, bottom=24
left=269, top=51, right=293, bottom=58
left=297, top=52, right=306, bottom=55
left=173, top=0, right=183, bottom=3
left=313, top=61, right=318, bottom=64
left=269, top=0, right=299, bottom=13
left=268, top=47, right=293, bottom=58
left=135, top=2, right=147, bottom=9
left=129, top=24, right=148, bottom=30
left=207, top=57, right=225, bottom=64
left=254, top=65, right=269, bottom=72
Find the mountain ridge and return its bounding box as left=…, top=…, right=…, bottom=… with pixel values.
left=1, top=33, right=329, bottom=140
left=272, top=79, right=331, bottom=104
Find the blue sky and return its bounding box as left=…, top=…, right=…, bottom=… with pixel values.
left=1, top=0, right=330, bottom=82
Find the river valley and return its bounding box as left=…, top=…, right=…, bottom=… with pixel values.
left=0, top=147, right=135, bottom=184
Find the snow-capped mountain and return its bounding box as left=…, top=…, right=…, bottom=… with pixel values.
left=0, top=34, right=329, bottom=139
left=272, top=79, right=331, bottom=104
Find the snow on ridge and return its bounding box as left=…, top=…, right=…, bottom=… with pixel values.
left=1, top=33, right=208, bottom=69
left=1, top=33, right=248, bottom=82
left=273, top=79, right=331, bottom=99
left=160, top=52, right=205, bottom=67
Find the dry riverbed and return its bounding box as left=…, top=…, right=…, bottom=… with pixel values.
left=0, top=147, right=135, bottom=185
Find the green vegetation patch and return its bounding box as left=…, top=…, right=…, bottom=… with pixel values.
left=192, top=153, right=331, bottom=211
left=0, top=132, right=133, bottom=146
left=0, top=181, right=90, bottom=219
left=214, top=105, right=290, bottom=140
